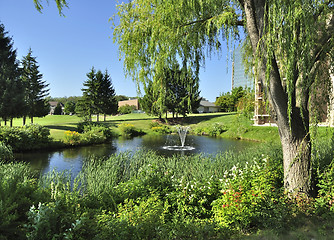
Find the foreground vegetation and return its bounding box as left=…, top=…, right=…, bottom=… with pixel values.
left=1, top=134, right=334, bottom=239
left=1, top=113, right=334, bottom=238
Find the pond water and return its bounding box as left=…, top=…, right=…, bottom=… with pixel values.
left=15, top=134, right=256, bottom=176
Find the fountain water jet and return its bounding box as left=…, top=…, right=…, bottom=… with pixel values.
left=162, top=126, right=195, bottom=151
left=177, top=126, right=189, bottom=147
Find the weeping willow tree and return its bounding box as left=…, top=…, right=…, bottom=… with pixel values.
left=33, top=0, right=68, bottom=15
left=113, top=0, right=334, bottom=196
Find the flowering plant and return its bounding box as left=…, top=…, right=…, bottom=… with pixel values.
left=64, top=131, right=81, bottom=145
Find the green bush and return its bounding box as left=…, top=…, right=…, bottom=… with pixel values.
left=0, top=142, right=13, bottom=161
left=193, top=123, right=227, bottom=137
left=0, top=124, right=51, bottom=151
left=118, top=104, right=136, bottom=114
left=149, top=122, right=172, bottom=134
left=0, top=162, right=39, bottom=240
left=64, top=130, right=81, bottom=145
left=212, top=156, right=288, bottom=232
left=64, top=122, right=114, bottom=146
left=96, top=194, right=165, bottom=240
left=118, top=123, right=143, bottom=137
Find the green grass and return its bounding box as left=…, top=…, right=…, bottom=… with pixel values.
left=9, top=113, right=282, bottom=142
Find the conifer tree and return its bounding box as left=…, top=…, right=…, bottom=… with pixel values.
left=21, top=48, right=50, bottom=124
left=80, top=67, right=118, bottom=121
left=99, top=70, right=118, bottom=121
left=0, top=23, right=24, bottom=126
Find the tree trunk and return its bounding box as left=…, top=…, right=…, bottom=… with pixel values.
left=242, top=0, right=313, bottom=196
left=97, top=113, right=99, bottom=122
left=31, top=117, right=34, bottom=124
left=10, top=119, right=13, bottom=127
left=23, top=116, right=26, bottom=126
left=104, top=114, right=106, bottom=121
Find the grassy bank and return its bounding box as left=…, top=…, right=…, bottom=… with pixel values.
left=10, top=113, right=281, bottom=143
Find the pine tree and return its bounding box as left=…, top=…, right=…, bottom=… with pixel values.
left=80, top=68, right=118, bottom=122
left=21, top=48, right=50, bottom=124
left=99, top=70, right=118, bottom=121
left=0, top=23, right=24, bottom=126
left=80, top=67, right=98, bottom=121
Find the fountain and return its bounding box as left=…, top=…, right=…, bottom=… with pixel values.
left=162, top=126, right=195, bottom=151
left=177, top=126, right=189, bottom=147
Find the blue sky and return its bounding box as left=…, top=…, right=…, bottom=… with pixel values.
left=0, top=0, right=235, bottom=102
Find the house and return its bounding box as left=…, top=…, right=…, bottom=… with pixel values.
left=118, top=98, right=140, bottom=110
left=197, top=99, right=220, bottom=113
left=49, top=101, right=64, bottom=115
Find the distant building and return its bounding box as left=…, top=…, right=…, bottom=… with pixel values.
left=232, top=45, right=254, bottom=90
left=197, top=99, right=220, bottom=113
left=118, top=98, right=140, bottom=110
left=49, top=101, right=64, bottom=115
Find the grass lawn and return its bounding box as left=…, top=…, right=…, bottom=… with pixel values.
left=9, top=112, right=282, bottom=143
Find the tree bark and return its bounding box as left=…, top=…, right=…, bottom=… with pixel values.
left=242, top=0, right=313, bottom=196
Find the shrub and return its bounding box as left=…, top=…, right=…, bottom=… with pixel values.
left=80, top=129, right=106, bottom=144
left=118, top=123, right=143, bottom=137
left=0, top=162, right=38, bottom=240
left=0, top=124, right=51, bottom=151
left=96, top=194, right=165, bottom=239
left=0, top=142, right=13, bottom=161
left=316, top=161, right=334, bottom=215
left=66, top=122, right=114, bottom=145
left=118, top=104, right=136, bottom=114
left=149, top=122, right=171, bottom=134
left=64, top=131, right=81, bottom=145
left=193, top=123, right=227, bottom=137
left=212, top=156, right=289, bottom=232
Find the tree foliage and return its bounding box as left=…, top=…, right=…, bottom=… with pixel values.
left=33, top=0, right=68, bottom=15
left=78, top=68, right=118, bottom=121
left=54, top=102, right=63, bottom=115
left=0, top=23, right=24, bottom=126
left=21, top=48, right=50, bottom=124
left=113, top=0, right=334, bottom=196
left=64, top=101, right=76, bottom=115
left=141, top=63, right=201, bottom=119
left=216, top=86, right=247, bottom=112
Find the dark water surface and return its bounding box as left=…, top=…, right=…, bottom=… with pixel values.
left=15, top=134, right=256, bottom=176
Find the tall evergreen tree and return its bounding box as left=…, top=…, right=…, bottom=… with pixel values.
left=0, top=23, right=24, bottom=126
left=21, top=48, right=50, bottom=124
left=80, top=67, right=118, bottom=121
left=99, top=70, right=118, bottom=121
left=80, top=67, right=99, bottom=121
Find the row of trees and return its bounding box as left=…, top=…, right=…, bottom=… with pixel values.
left=215, top=86, right=249, bottom=112
left=0, top=24, right=50, bottom=126
left=76, top=68, right=118, bottom=121
left=141, top=63, right=201, bottom=119
left=215, top=86, right=255, bottom=118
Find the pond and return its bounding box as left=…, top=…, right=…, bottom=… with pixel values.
left=15, top=134, right=257, bottom=177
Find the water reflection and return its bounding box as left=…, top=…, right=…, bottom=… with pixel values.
left=15, top=134, right=256, bottom=175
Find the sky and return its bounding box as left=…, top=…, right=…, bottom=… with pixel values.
left=0, top=0, right=236, bottom=102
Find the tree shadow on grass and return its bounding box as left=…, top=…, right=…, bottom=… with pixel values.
left=184, top=113, right=236, bottom=124
left=44, top=125, right=78, bottom=132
